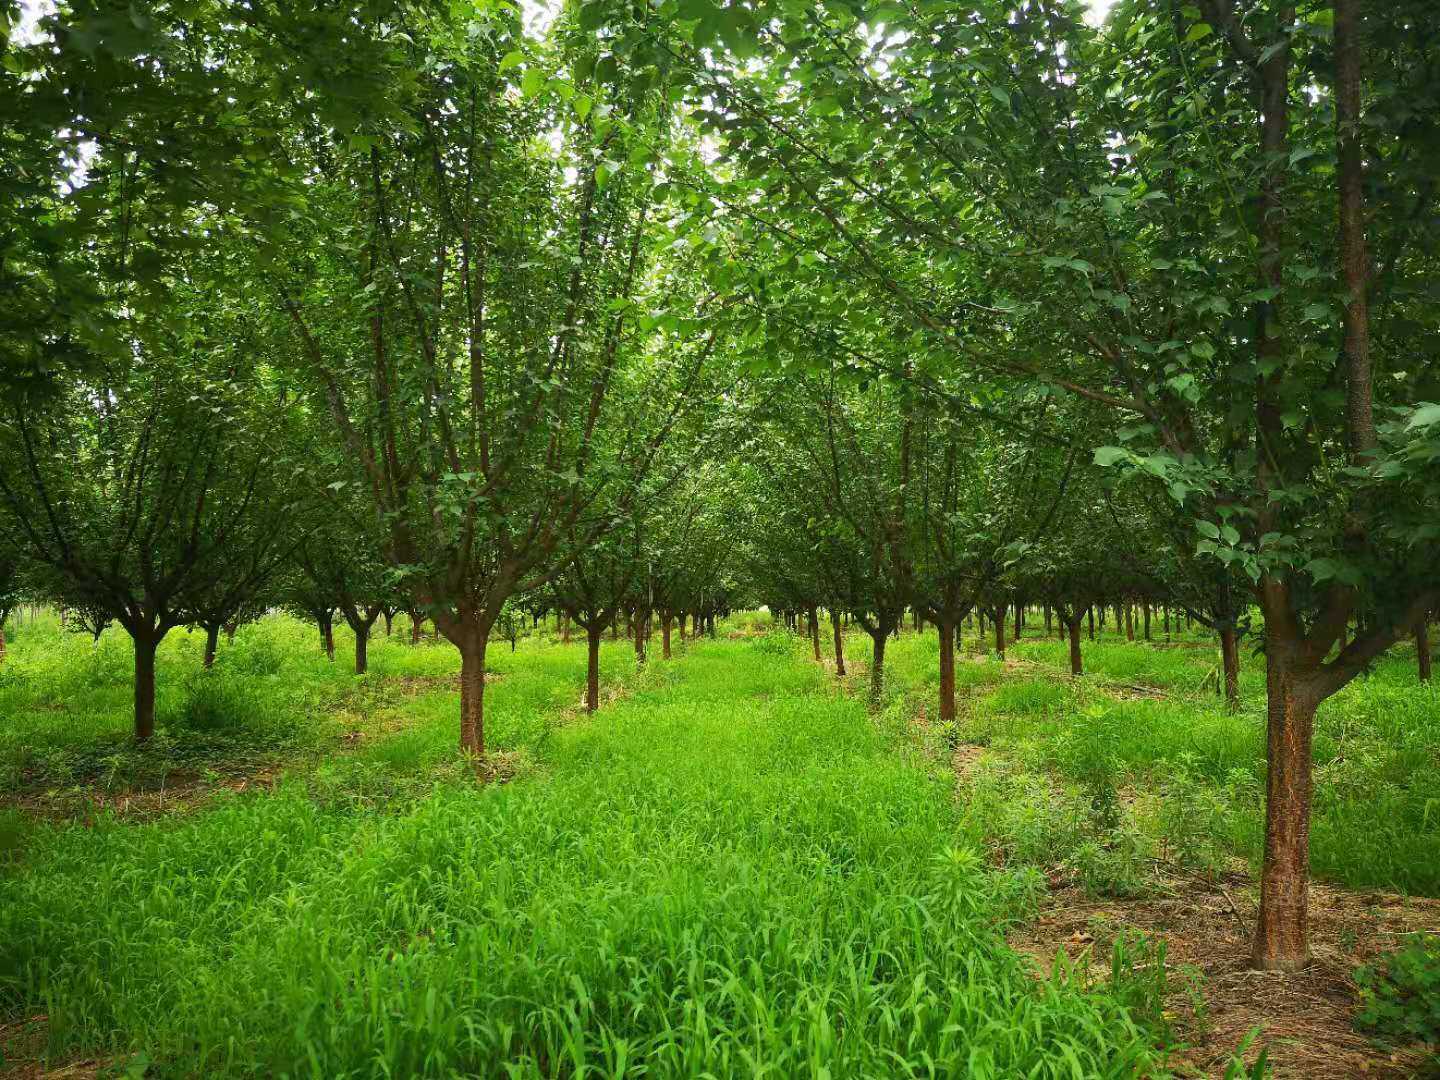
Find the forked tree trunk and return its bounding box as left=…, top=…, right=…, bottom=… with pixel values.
left=586, top=625, right=602, bottom=712
left=1067, top=618, right=1083, bottom=676
left=1418, top=620, right=1431, bottom=682
left=1254, top=650, right=1319, bottom=971
left=133, top=632, right=160, bottom=742
left=1220, top=626, right=1241, bottom=709
left=809, top=606, right=821, bottom=661
left=204, top=623, right=221, bottom=669
left=831, top=609, right=846, bottom=676
left=938, top=616, right=956, bottom=723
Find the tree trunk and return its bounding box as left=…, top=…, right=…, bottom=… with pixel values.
left=1014, top=601, right=1023, bottom=640
left=204, top=623, right=220, bottom=669
left=1125, top=604, right=1135, bottom=641
left=1044, top=604, right=1052, bottom=636
left=458, top=642, right=487, bottom=755
left=1417, top=619, right=1432, bottom=682
left=938, top=616, right=956, bottom=724
left=993, top=608, right=1005, bottom=660
left=1253, top=651, right=1318, bottom=972
left=1164, top=606, right=1170, bottom=639
left=354, top=625, right=369, bottom=675
left=707, top=613, right=716, bottom=638
left=809, top=606, right=821, bottom=661
left=1068, top=618, right=1083, bottom=677
left=662, top=615, right=673, bottom=660
left=1087, top=607, right=1095, bottom=641
left=1220, top=626, right=1241, bottom=709
left=562, top=614, right=572, bottom=645
left=586, top=625, right=601, bottom=713
left=634, top=611, right=647, bottom=665
left=383, top=610, right=393, bottom=636
left=1143, top=603, right=1152, bottom=641
left=324, top=619, right=335, bottom=662
left=869, top=631, right=886, bottom=701
left=831, top=609, right=846, bottom=677
left=133, top=632, right=159, bottom=742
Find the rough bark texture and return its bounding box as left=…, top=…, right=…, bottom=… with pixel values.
left=1335, top=0, right=1374, bottom=458
left=1254, top=650, right=1317, bottom=971
left=1067, top=618, right=1083, bottom=677
left=831, top=609, right=846, bottom=677
left=662, top=615, right=673, bottom=660
left=458, top=636, right=488, bottom=755
left=992, top=608, right=1005, bottom=660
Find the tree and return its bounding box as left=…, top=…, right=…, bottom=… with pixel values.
left=0, top=347, right=299, bottom=739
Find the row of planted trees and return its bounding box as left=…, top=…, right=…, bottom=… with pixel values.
left=5, top=0, right=1438, bottom=982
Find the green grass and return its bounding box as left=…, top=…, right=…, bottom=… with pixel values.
left=0, top=619, right=1175, bottom=1076
left=863, top=618, right=1440, bottom=896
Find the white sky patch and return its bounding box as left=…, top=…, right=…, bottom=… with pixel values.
left=1084, top=0, right=1116, bottom=27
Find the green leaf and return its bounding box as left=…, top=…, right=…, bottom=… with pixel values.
left=1195, top=519, right=1220, bottom=539
left=498, top=50, right=525, bottom=73
left=1093, top=446, right=1129, bottom=467
left=1186, top=22, right=1213, bottom=42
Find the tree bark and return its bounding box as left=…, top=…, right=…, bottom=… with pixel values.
left=1418, top=619, right=1432, bottom=682
left=1125, top=604, right=1135, bottom=641
left=870, top=632, right=886, bottom=700
left=831, top=609, right=846, bottom=676
left=1068, top=618, right=1083, bottom=677
left=1254, top=651, right=1318, bottom=972
left=1335, top=0, right=1375, bottom=457
left=1143, top=602, right=1152, bottom=641
left=354, top=625, right=369, bottom=675
left=1087, top=607, right=1095, bottom=641
left=133, top=633, right=159, bottom=742
left=809, top=606, right=821, bottom=661
left=992, top=607, right=1005, bottom=660
left=938, top=616, right=956, bottom=723
left=1220, top=626, right=1241, bottom=709
left=586, top=625, right=601, bottom=712
left=204, top=623, right=220, bottom=669
left=458, top=635, right=488, bottom=755
left=662, top=615, right=673, bottom=659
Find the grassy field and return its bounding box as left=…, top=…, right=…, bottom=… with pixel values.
left=870, top=617, right=1440, bottom=898
left=1, top=615, right=1183, bottom=1077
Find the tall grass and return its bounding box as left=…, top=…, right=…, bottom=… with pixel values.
left=1, top=632, right=1169, bottom=1076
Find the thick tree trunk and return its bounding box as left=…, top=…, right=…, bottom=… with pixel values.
left=938, top=616, right=956, bottom=723
left=831, top=609, right=846, bottom=676
left=204, top=623, right=220, bottom=669
left=1254, top=652, right=1318, bottom=972
left=1068, top=618, right=1083, bottom=677
left=586, top=626, right=601, bottom=712
left=458, top=635, right=488, bottom=756
left=992, top=608, right=1005, bottom=660
left=325, top=620, right=335, bottom=661
left=562, top=614, right=572, bottom=645
left=1044, top=604, right=1052, bottom=636
left=662, top=615, right=673, bottom=659
left=133, top=633, right=159, bottom=742
left=1220, top=626, right=1241, bottom=709
left=809, top=607, right=821, bottom=661
left=1125, top=604, right=1135, bottom=641
left=1417, top=620, right=1432, bottom=682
